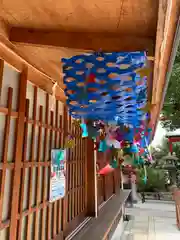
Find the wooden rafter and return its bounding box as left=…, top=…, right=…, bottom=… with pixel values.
left=10, top=28, right=155, bottom=56
left=0, top=34, right=66, bottom=101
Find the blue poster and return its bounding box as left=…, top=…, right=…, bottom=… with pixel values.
left=49, top=149, right=66, bottom=202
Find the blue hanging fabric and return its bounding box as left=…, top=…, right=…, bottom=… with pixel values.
left=62, top=51, right=148, bottom=127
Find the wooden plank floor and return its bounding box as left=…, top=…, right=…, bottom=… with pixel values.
left=72, top=190, right=131, bottom=240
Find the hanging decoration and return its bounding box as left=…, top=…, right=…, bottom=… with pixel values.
left=80, top=123, right=88, bottom=138
left=72, top=119, right=81, bottom=128
left=62, top=50, right=153, bottom=182
left=64, top=135, right=76, bottom=149
left=98, top=139, right=109, bottom=152
left=63, top=52, right=147, bottom=125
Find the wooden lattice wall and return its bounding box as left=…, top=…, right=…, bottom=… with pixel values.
left=97, top=168, right=121, bottom=207
left=0, top=60, right=121, bottom=240
left=0, top=61, right=88, bottom=240
left=96, top=147, right=121, bottom=207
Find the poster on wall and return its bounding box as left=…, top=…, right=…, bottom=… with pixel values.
left=49, top=149, right=66, bottom=202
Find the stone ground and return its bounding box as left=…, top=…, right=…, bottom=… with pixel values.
left=112, top=201, right=180, bottom=240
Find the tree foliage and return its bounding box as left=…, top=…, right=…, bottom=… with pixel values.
left=161, top=45, right=180, bottom=131
left=137, top=167, right=165, bottom=192
left=151, top=137, right=169, bottom=164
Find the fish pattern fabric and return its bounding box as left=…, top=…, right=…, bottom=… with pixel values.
left=63, top=51, right=148, bottom=127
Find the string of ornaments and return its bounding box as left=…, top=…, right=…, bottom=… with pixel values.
left=61, top=51, right=154, bottom=183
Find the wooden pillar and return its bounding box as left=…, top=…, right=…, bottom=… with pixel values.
left=63, top=106, right=68, bottom=230
left=86, top=138, right=97, bottom=217
left=103, top=176, right=108, bottom=201
left=9, top=67, right=28, bottom=240
left=113, top=167, right=121, bottom=194
left=0, top=59, right=4, bottom=100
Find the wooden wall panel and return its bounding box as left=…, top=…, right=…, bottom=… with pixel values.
left=0, top=62, right=88, bottom=240
left=0, top=60, right=121, bottom=240
left=97, top=166, right=121, bottom=207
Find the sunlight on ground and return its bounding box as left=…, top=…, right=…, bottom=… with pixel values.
left=112, top=201, right=179, bottom=240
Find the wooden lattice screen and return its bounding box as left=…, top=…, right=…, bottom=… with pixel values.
left=0, top=62, right=88, bottom=240
left=97, top=169, right=121, bottom=207
left=97, top=149, right=121, bottom=207
left=0, top=61, right=121, bottom=240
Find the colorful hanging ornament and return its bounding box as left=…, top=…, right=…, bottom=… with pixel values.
left=142, top=165, right=147, bottom=184
left=135, top=68, right=150, bottom=78
left=139, top=148, right=145, bottom=155
left=64, top=136, right=76, bottom=148
left=110, top=158, right=118, bottom=168
left=143, top=175, right=147, bottom=184
left=99, top=128, right=106, bottom=140
left=140, top=102, right=156, bottom=113
left=87, top=73, right=96, bottom=83
left=98, top=139, right=109, bottom=152
left=63, top=52, right=147, bottom=123
left=98, top=164, right=115, bottom=175
left=80, top=123, right=88, bottom=138
left=133, top=153, right=140, bottom=165
left=72, top=119, right=81, bottom=128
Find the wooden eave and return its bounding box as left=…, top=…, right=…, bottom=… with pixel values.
left=0, top=0, right=179, bottom=131
left=150, top=0, right=180, bottom=135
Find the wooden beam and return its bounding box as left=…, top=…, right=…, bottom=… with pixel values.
left=0, top=59, right=4, bottom=100
left=151, top=0, right=180, bottom=136
left=86, top=138, right=97, bottom=217
left=9, top=68, right=27, bottom=240
left=10, top=28, right=155, bottom=56
left=152, top=0, right=168, bottom=104
left=0, top=34, right=66, bottom=101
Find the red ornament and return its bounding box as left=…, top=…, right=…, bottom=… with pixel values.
left=139, top=148, right=145, bottom=155
left=87, top=73, right=96, bottom=83
left=98, top=164, right=114, bottom=175
left=51, top=172, right=56, bottom=178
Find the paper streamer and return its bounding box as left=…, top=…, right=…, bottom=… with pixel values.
left=80, top=123, right=88, bottom=138
left=143, top=164, right=147, bottom=184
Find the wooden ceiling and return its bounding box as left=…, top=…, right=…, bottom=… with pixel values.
left=1, top=0, right=157, bottom=34
left=0, top=0, right=158, bottom=96
left=0, top=0, right=179, bottom=129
